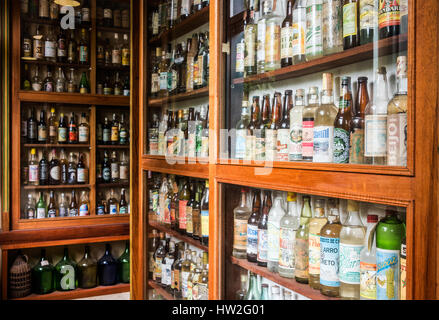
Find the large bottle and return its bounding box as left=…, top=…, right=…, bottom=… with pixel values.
left=257, top=191, right=272, bottom=267
left=350, top=76, right=369, bottom=164
left=376, top=210, right=404, bottom=300
left=305, top=0, right=323, bottom=61
left=267, top=191, right=286, bottom=273
left=295, top=195, right=312, bottom=283
left=98, top=243, right=118, bottom=286
left=339, top=200, right=365, bottom=299
left=118, top=241, right=130, bottom=284
left=55, top=247, right=77, bottom=291
left=360, top=214, right=378, bottom=300
left=256, top=2, right=268, bottom=74
left=309, top=198, right=328, bottom=290
left=192, top=187, right=202, bottom=240
left=247, top=190, right=261, bottom=262
left=32, top=248, right=54, bottom=294
left=233, top=188, right=252, bottom=259
left=278, top=192, right=299, bottom=278
left=334, top=76, right=353, bottom=164
left=77, top=245, right=98, bottom=289
left=320, top=199, right=342, bottom=297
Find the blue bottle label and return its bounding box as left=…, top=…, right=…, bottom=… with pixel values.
left=320, top=237, right=340, bottom=287
left=339, top=243, right=362, bottom=285
left=376, top=248, right=400, bottom=300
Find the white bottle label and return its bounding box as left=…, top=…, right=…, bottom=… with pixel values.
left=387, top=113, right=407, bottom=166
left=281, top=26, right=293, bottom=59
left=235, top=129, right=246, bottom=159
left=313, top=126, right=334, bottom=163
left=37, top=207, right=46, bottom=219
left=45, top=41, right=56, bottom=58
left=276, top=129, right=290, bottom=161
left=279, top=227, right=295, bottom=270
left=247, top=224, right=258, bottom=256
left=78, top=127, right=89, bottom=142
left=79, top=203, right=89, bottom=216
left=236, top=42, right=245, bottom=73
left=29, top=165, right=39, bottom=182
left=339, top=243, right=363, bottom=285
left=365, top=115, right=387, bottom=157
left=308, top=233, right=321, bottom=275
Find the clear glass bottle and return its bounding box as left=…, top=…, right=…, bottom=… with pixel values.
left=256, top=2, right=268, bottom=74
left=245, top=272, right=261, bottom=300
left=295, top=195, right=312, bottom=283
left=305, top=0, right=323, bottom=60
left=267, top=191, right=286, bottom=273
left=36, top=192, right=47, bottom=219
left=31, top=66, right=43, bottom=92
left=235, top=101, right=250, bottom=160
left=59, top=192, right=68, bottom=217
left=25, top=193, right=36, bottom=219
left=289, top=89, right=305, bottom=161
left=260, top=283, right=269, bottom=300
left=264, top=8, right=282, bottom=71
left=55, top=67, right=65, bottom=93
left=244, top=9, right=257, bottom=76
left=309, top=198, right=328, bottom=289
left=233, top=188, right=252, bottom=259
left=323, top=0, right=343, bottom=55
left=79, top=190, right=90, bottom=216
left=302, top=87, right=319, bottom=161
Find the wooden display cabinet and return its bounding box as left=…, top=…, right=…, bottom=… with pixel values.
left=133, top=0, right=439, bottom=300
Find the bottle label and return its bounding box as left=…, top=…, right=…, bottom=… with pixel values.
left=77, top=168, right=87, bottom=183
left=29, top=165, right=39, bottom=182
left=333, top=127, right=350, bottom=163
left=320, top=236, right=340, bottom=287
left=57, top=39, right=67, bottom=57
left=50, top=166, right=60, bottom=181
left=38, top=127, right=47, bottom=141
left=306, top=3, right=323, bottom=56
left=233, top=218, right=247, bottom=251
left=78, top=126, right=89, bottom=142
left=308, top=233, right=321, bottom=275
left=119, top=206, right=128, bottom=214
left=48, top=208, right=56, bottom=218
left=295, top=237, right=309, bottom=279
left=32, top=81, right=42, bottom=91
left=82, top=8, right=90, bottom=22
left=111, top=163, right=119, bottom=179
left=37, top=207, right=46, bottom=219
left=21, top=121, right=27, bottom=137
left=173, top=269, right=181, bottom=291
left=235, top=129, right=247, bottom=159
left=245, top=134, right=255, bottom=161
left=103, top=129, right=111, bottom=143
left=179, top=200, right=188, bottom=229
left=122, top=48, right=130, bottom=66
left=44, top=41, right=56, bottom=58
left=236, top=42, right=245, bottom=73
left=151, top=73, right=160, bottom=93
left=103, top=167, right=111, bottom=181
left=201, top=135, right=209, bottom=158
left=79, top=203, right=89, bottom=216
left=281, top=26, right=293, bottom=60
left=255, top=130, right=265, bottom=160
left=97, top=205, right=105, bottom=216
left=109, top=204, right=117, bottom=215
left=186, top=206, right=193, bottom=233
left=289, top=124, right=303, bottom=160
left=265, top=129, right=277, bottom=162
left=378, top=0, right=400, bottom=29
left=349, top=128, right=364, bottom=164
left=79, top=46, right=88, bottom=63
left=201, top=210, right=209, bottom=238
left=181, top=0, right=190, bottom=16
left=164, top=198, right=171, bottom=224
left=59, top=207, right=67, bottom=217
left=302, top=120, right=314, bottom=158
left=276, top=128, right=289, bottom=161
left=23, top=38, right=32, bottom=57
left=292, top=13, right=306, bottom=57
left=159, top=72, right=168, bottom=90
left=313, top=126, right=333, bottom=163
left=360, top=261, right=377, bottom=299
left=365, top=115, right=387, bottom=157
left=257, top=19, right=266, bottom=65
left=186, top=56, right=194, bottom=91
left=376, top=248, right=400, bottom=300
left=339, top=243, right=362, bottom=285
left=120, top=165, right=128, bottom=180
left=192, top=209, right=201, bottom=237
left=193, top=59, right=200, bottom=86
left=244, top=25, right=256, bottom=67
left=69, top=208, right=78, bottom=216
left=257, top=228, right=268, bottom=263
left=111, top=126, right=119, bottom=142
left=279, top=227, right=295, bottom=270
left=39, top=163, right=49, bottom=181
left=104, top=8, right=112, bottom=19
left=360, top=0, right=378, bottom=30
left=343, top=3, right=358, bottom=38
left=155, top=257, right=162, bottom=280
left=247, top=224, right=258, bottom=256
left=387, top=113, right=407, bottom=166
left=60, top=265, right=75, bottom=290
left=69, top=128, right=77, bottom=142
left=181, top=271, right=190, bottom=299
left=265, top=23, right=281, bottom=65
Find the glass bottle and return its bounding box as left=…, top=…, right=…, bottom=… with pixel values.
left=360, top=214, right=378, bottom=300
left=365, top=67, right=388, bottom=165
left=49, top=149, right=60, bottom=185
left=23, top=64, right=32, bottom=90
left=236, top=272, right=248, bottom=300
left=67, top=30, right=77, bottom=64
left=79, top=72, right=89, bottom=94
left=265, top=8, right=282, bottom=71
left=108, top=189, right=118, bottom=215
left=68, top=112, right=78, bottom=144
left=244, top=9, right=257, bottom=76
left=110, top=151, right=119, bottom=183
left=55, top=67, right=65, bottom=93
left=257, top=191, right=272, bottom=267
left=32, top=249, right=54, bottom=294
left=400, top=0, right=408, bottom=35
left=236, top=27, right=245, bottom=77
left=185, top=181, right=196, bottom=236
left=120, top=151, right=129, bottom=183
left=235, top=101, right=250, bottom=160
left=302, top=87, right=319, bottom=161
left=78, top=113, right=89, bottom=144
left=313, top=73, right=338, bottom=163
left=334, top=76, right=353, bottom=164
left=267, top=191, right=286, bottom=273
left=289, top=89, right=305, bottom=161
left=38, top=151, right=49, bottom=186
left=78, top=28, right=89, bottom=65
left=178, top=179, right=191, bottom=234
left=27, top=108, right=37, bottom=144
left=111, top=113, right=119, bottom=145
left=323, top=0, right=343, bottom=55
left=44, top=28, right=57, bottom=62
left=43, top=67, right=54, bottom=92
left=200, top=180, right=210, bottom=246
left=79, top=191, right=90, bottom=216
left=277, top=90, right=292, bottom=161
left=319, top=198, right=342, bottom=297
left=69, top=189, right=78, bottom=216
left=260, top=283, right=269, bottom=300
left=256, top=2, right=267, bottom=74
left=247, top=190, right=261, bottom=262
left=47, top=107, right=57, bottom=144
left=171, top=243, right=183, bottom=297
left=159, top=49, right=169, bottom=97
left=309, top=198, right=328, bottom=289
left=102, top=117, right=111, bottom=145
left=265, top=92, right=282, bottom=162
left=149, top=230, right=159, bottom=279
left=25, top=193, right=36, bottom=219
left=78, top=246, right=98, bottom=289
left=181, top=247, right=192, bottom=300
left=339, top=200, right=365, bottom=299
left=22, top=26, right=32, bottom=58
left=153, top=232, right=166, bottom=283
left=245, top=96, right=261, bottom=161
left=350, top=76, right=369, bottom=164
left=162, top=240, right=176, bottom=290
left=67, top=68, right=76, bottom=93
left=295, top=195, right=312, bottom=284
left=55, top=247, right=77, bottom=291
left=59, top=192, right=68, bottom=217
left=359, top=0, right=377, bottom=45
left=278, top=192, right=300, bottom=278
left=114, top=72, right=122, bottom=96
left=122, top=34, right=130, bottom=67
left=59, top=149, right=68, bottom=184
left=378, top=0, right=400, bottom=39
left=98, top=243, right=118, bottom=286
left=342, top=0, right=359, bottom=50
left=102, top=151, right=111, bottom=183
left=31, top=66, right=43, bottom=91
left=47, top=190, right=57, bottom=218
left=119, top=188, right=129, bottom=214
left=255, top=94, right=271, bottom=161
left=37, top=109, right=47, bottom=143
left=233, top=188, right=252, bottom=259
left=305, top=0, right=323, bottom=60
left=281, top=0, right=294, bottom=67
left=33, top=25, right=44, bottom=61
left=244, top=272, right=261, bottom=300
left=118, top=241, right=130, bottom=283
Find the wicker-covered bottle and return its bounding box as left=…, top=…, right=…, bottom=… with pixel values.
left=9, top=252, right=32, bottom=298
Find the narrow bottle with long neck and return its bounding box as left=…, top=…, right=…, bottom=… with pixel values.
left=277, top=90, right=292, bottom=161
left=267, top=191, right=286, bottom=273
left=295, top=195, right=312, bottom=283
left=350, top=77, right=369, bottom=164
left=334, top=77, right=353, bottom=164
left=255, top=94, right=271, bottom=161
left=279, top=192, right=299, bottom=278
left=257, top=191, right=272, bottom=267
left=302, top=87, right=319, bottom=161
left=247, top=190, right=261, bottom=262
left=233, top=188, right=252, bottom=259
left=309, top=198, right=328, bottom=289
left=289, top=89, right=305, bottom=161
left=246, top=96, right=261, bottom=161
left=265, top=92, right=282, bottom=162
left=360, top=214, right=378, bottom=300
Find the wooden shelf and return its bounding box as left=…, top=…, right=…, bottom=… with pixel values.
left=142, top=155, right=209, bottom=179
left=233, top=34, right=407, bottom=85
left=148, top=280, right=175, bottom=300
left=23, top=144, right=90, bottom=148
left=97, top=182, right=130, bottom=188
left=97, top=144, right=130, bottom=149
left=149, top=221, right=208, bottom=252
left=230, top=257, right=339, bottom=300
left=148, top=6, right=209, bottom=45
left=22, top=17, right=59, bottom=26
left=148, top=86, right=209, bottom=107
left=11, top=283, right=130, bottom=300
left=23, top=184, right=91, bottom=190
left=21, top=58, right=91, bottom=70
left=97, top=26, right=130, bottom=34
left=18, top=91, right=130, bottom=106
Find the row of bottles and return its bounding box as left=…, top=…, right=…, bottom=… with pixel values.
left=96, top=32, right=130, bottom=67
left=96, top=72, right=130, bottom=96
left=97, top=151, right=129, bottom=184
left=96, top=188, right=130, bottom=215
left=150, top=31, right=209, bottom=98
left=149, top=0, right=210, bottom=37
left=148, top=172, right=209, bottom=246
left=232, top=187, right=406, bottom=300
left=23, top=107, right=90, bottom=144
left=97, top=0, right=130, bottom=29
left=149, top=231, right=209, bottom=300
left=234, top=56, right=407, bottom=166
left=236, top=0, right=408, bottom=76
left=9, top=242, right=129, bottom=297
left=25, top=149, right=88, bottom=186
left=148, top=106, right=209, bottom=157
left=97, top=113, right=130, bottom=145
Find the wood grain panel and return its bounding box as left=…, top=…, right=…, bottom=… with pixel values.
left=141, top=157, right=209, bottom=179
left=18, top=91, right=130, bottom=106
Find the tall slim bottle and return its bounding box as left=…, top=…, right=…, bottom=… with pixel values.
left=265, top=92, right=282, bottom=162
left=235, top=101, right=250, bottom=160
left=200, top=180, right=210, bottom=246
left=233, top=188, right=252, bottom=259
left=78, top=245, right=98, bottom=289
left=256, top=2, right=268, bottom=73
left=323, top=0, right=343, bottom=55
left=295, top=195, right=312, bottom=283
left=289, top=89, right=305, bottom=161
left=244, top=9, right=257, bottom=76
left=265, top=6, right=282, bottom=71
left=280, top=0, right=294, bottom=67
left=267, top=191, right=286, bottom=273
left=247, top=190, right=261, bottom=262
left=302, top=87, right=319, bottom=161
left=343, top=0, right=359, bottom=50
left=292, top=0, right=307, bottom=65
left=246, top=96, right=261, bottom=161
left=309, top=199, right=328, bottom=289
left=255, top=95, right=271, bottom=161
left=118, top=241, right=130, bottom=283
left=257, top=191, right=272, bottom=267
left=350, top=76, right=369, bottom=164
left=334, top=76, right=353, bottom=164
left=277, top=90, right=292, bottom=161
left=305, top=0, right=323, bottom=61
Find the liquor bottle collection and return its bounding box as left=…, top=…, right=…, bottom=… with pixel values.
left=234, top=55, right=407, bottom=166
left=236, top=0, right=408, bottom=77
left=232, top=188, right=406, bottom=300
left=8, top=242, right=130, bottom=297
left=148, top=106, right=209, bottom=157
left=96, top=112, right=130, bottom=146
left=148, top=172, right=209, bottom=247
left=149, top=230, right=209, bottom=300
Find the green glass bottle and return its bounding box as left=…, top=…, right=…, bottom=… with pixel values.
left=260, top=283, right=269, bottom=300
left=55, top=247, right=77, bottom=291
left=36, top=192, right=47, bottom=219
left=77, top=245, right=98, bottom=289
left=244, top=272, right=261, bottom=300
left=32, top=249, right=54, bottom=295
left=118, top=241, right=130, bottom=283
left=79, top=72, right=89, bottom=94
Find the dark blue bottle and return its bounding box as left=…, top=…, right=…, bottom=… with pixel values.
left=98, top=243, right=118, bottom=286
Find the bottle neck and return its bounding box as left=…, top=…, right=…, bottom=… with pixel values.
left=346, top=211, right=363, bottom=227
left=397, top=75, right=408, bottom=94
left=321, top=90, right=333, bottom=105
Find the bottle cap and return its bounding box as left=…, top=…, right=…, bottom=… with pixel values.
left=347, top=200, right=359, bottom=212
left=367, top=214, right=378, bottom=223
left=287, top=192, right=297, bottom=202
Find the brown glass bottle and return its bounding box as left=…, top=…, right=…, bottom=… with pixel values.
left=349, top=76, right=369, bottom=164
left=149, top=230, right=159, bottom=279
left=247, top=190, right=261, bottom=262
left=277, top=90, right=292, bottom=161
left=170, top=178, right=179, bottom=230
left=47, top=190, right=57, bottom=218
left=257, top=191, right=272, bottom=267
left=69, top=189, right=78, bottom=216
left=343, top=0, right=359, bottom=50
left=333, top=77, right=353, bottom=164
left=192, top=187, right=201, bottom=240
left=246, top=96, right=261, bottom=161
left=265, top=92, right=282, bottom=161
left=281, top=0, right=294, bottom=67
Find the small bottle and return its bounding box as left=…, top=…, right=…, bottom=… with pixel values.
left=79, top=191, right=90, bottom=216
left=79, top=72, right=90, bottom=94
left=120, top=151, right=129, bottom=183
left=247, top=190, right=261, bottom=262
left=59, top=192, right=68, bottom=217
left=48, top=108, right=57, bottom=144
left=32, top=249, right=54, bottom=294
left=38, top=151, right=49, bottom=186
left=25, top=193, right=36, bottom=219
left=119, top=188, right=129, bottom=214
left=302, top=87, right=319, bottom=161
left=289, top=89, right=305, bottom=161
left=69, top=189, right=78, bottom=216
left=108, top=189, right=118, bottom=215
left=48, top=149, right=60, bottom=185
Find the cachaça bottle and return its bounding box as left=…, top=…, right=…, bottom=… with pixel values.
left=244, top=8, right=257, bottom=76
left=181, top=246, right=192, bottom=300
left=59, top=149, right=68, bottom=184
left=235, top=100, right=250, bottom=160
left=278, top=192, right=299, bottom=278
left=322, top=0, right=343, bottom=56
left=305, top=0, right=323, bottom=61
left=39, top=151, right=49, bottom=186
left=319, top=198, right=342, bottom=297
left=281, top=0, right=294, bottom=67
left=49, top=149, right=60, bottom=185
left=163, top=241, right=176, bottom=291
left=257, top=2, right=268, bottom=74
left=79, top=72, right=89, bottom=94
left=378, top=0, right=400, bottom=39
left=153, top=232, right=165, bottom=282
left=68, top=112, right=78, bottom=144
left=59, top=192, right=68, bottom=217
left=36, top=191, right=46, bottom=219
left=47, top=190, right=57, bottom=218
left=172, top=243, right=184, bottom=298
left=245, top=272, right=261, bottom=300
left=149, top=230, right=159, bottom=279
left=267, top=191, right=286, bottom=273
left=265, top=92, right=282, bottom=162
left=32, top=249, right=54, bottom=294
left=350, top=76, right=369, bottom=164
left=277, top=90, right=292, bottom=161
left=67, top=152, right=77, bottom=184
left=246, top=96, right=261, bottom=161
left=77, top=245, right=97, bottom=289
left=48, top=108, right=57, bottom=144
left=55, top=247, right=77, bottom=291
left=192, top=187, right=202, bottom=240
left=334, top=76, right=353, bottom=164
left=25, top=193, right=36, bottom=219
left=178, top=179, right=191, bottom=234
left=78, top=112, right=89, bottom=144
left=69, top=189, right=78, bottom=216
left=79, top=191, right=90, bottom=216
left=339, top=200, right=365, bottom=299
left=302, top=87, right=319, bottom=161
left=98, top=243, right=118, bottom=286
left=291, top=0, right=307, bottom=64
left=37, top=109, right=47, bottom=143
left=359, top=0, right=377, bottom=45
left=108, top=189, right=118, bottom=215
left=233, top=188, right=252, bottom=259
left=400, top=0, right=408, bottom=35
left=255, top=94, right=271, bottom=161
left=247, top=190, right=261, bottom=262
left=117, top=241, right=130, bottom=284
left=200, top=180, right=210, bottom=246
left=27, top=107, right=37, bottom=144
left=257, top=191, right=272, bottom=267
left=309, top=198, right=328, bottom=289
left=295, top=195, right=312, bottom=283
left=77, top=153, right=88, bottom=184
left=58, top=113, right=68, bottom=144
left=360, top=214, right=378, bottom=300
left=264, top=5, right=282, bottom=71
left=343, top=0, right=359, bottom=50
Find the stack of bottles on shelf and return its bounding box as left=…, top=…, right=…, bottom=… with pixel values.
left=149, top=230, right=209, bottom=300
left=97, top=150, right=129, bottom=184
left=148, top=105, right=209, bottom=157
left=234, top=55, right=407, bottom=166
left=96, top=188, right=130, bottom=216
left=8, top=242, right=130, bottom=297
left=236, top=0, right=407, bottom=77
left=97, top=0, right=130, bottom=29
left=148, top=173, right=210, bottom=246
left=149, top=0, right=210, bottom=37
left=97, top=113, right=130, bottom=146
left=150, top=32, right=210, bottom=98
left=232, top=188, right=406, bottom=300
